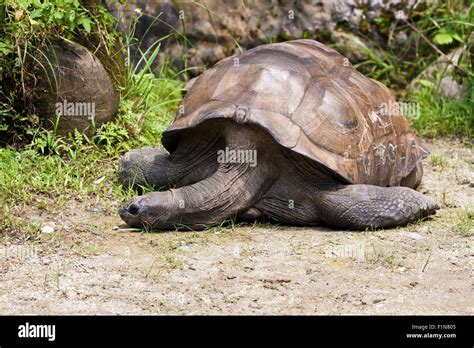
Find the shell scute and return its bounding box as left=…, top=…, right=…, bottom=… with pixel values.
left=163, top=40, right=427, bottom=186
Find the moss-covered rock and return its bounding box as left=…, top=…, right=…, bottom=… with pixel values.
left=27, top=39, right=119, bottom=136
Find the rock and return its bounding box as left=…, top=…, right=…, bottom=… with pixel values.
left=41, top=224, right=55, bottom=234
left=410, top=46, right=470, bottom=100
left=179, top=241, right=190, bottom=252
left=187, top=42, right=227, bottom=74
left=27, top=39, right=119, bottom=136
left=29, top=215, right=43, bottom=222
left=394, top=31, right=408, bottom=46
left=439, top=76, right=469, bottom=100
left=333, top=2, right=364, bottom=31
left=407, top=232, right=423, bottom=240
left=106, top=0, right=419, bottom=75
left=91, top=206, right=102, bottom=214
left=93, top=176, right=106, bottom=185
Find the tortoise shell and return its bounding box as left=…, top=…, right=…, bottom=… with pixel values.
left=162, top=39, right=428, bottom=186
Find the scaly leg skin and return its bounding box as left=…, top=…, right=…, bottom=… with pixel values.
left=318, top=185, right=438, bottom=229
left=119, top=121, right=279, bottom=230
left=118, top=132, right=222, bottom=190
left=119, top=161, right=274, bottom=230
left=118, top=148, right=173, bottom=189
left=237, top=207, right=263, bottom=221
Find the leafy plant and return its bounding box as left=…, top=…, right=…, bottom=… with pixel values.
left=432, top=28, right=463, bottom=45
left=0, top=9, right=184, bottom=236
left=339, top=0, right=473, bottom=91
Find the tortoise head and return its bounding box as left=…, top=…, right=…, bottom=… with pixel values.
left=119, top=192, right=175, bottom=230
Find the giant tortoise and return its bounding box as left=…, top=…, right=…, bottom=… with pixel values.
left=118, top=39, right=437, bottom=230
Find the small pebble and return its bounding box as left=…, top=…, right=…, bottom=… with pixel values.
left=372, top=288, right=389, bottom=295
left=41, top=225, right=55, bottom=234
left=30, top=215, right=43, bottom=222
left=91, top=206, right=102, bottom=214
left=407, top=232, right=423, bottom=240
left=93, top=176, right=106, bottom=185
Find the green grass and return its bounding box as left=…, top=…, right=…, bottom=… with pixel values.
left=0, top=1, right=472, bottom=239
left=408, top=87, right=473, bottom=142
left=0, top=6, right=185, bottom=238
left=0, top=67, right=183, bottom=236
left=452, top=209, right=474, bottom=235
left=0, top=66, right=183, bottom=195
left=429, top=153, right=448, bottom=171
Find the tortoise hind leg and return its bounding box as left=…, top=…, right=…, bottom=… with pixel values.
left=253, top=179, right=322, bottom=225
left=317, top=184, right=438, bottom=229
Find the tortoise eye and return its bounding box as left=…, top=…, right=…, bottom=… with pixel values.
left=127, top=203, right=140, bottom=215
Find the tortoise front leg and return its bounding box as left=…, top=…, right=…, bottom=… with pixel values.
left=119, top=159, right=276, bottom=230
left=118, top=139, right=222, bottom=191
left=118, top=129, right=223, bottom=190
left=118, top=148, right=173, bottom=189
left=317, top=184, right=438, bottom=229
left=118, top=148, right=218, bottom=190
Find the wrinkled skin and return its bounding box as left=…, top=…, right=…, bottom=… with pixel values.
left=119, top=121, right=438, bottom=230
left=119, top=40, right=439, bottom=231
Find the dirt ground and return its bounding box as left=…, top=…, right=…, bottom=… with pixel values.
left=0, top=139, right=472, bottom=315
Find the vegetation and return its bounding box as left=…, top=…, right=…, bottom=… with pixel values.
left=452, top=209, right=474, bottom=235
left=0, top=0, right=472, bottom=238
left=331, top=0, right=473, bottom=141
left=351, top=1, right=472, bottom=88
left=410, top=87, right=473, bottom=140
left=0, top=1, right=183, bottom=237
left=0, top=0, right=123, bottom=139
